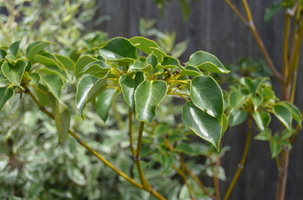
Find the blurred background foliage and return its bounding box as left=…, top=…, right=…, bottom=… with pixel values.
left=0, top=0, right=275, bottom=199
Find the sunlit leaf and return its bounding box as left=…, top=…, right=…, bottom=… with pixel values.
left=41, top=74, right=64, bottom=100
left=188, top=51, right=229, bottom=74
left=27, top=41, right=53, bottom=60
left=1, top=60, right=27, bottom=85
left=96, top=88, right=120, bottom=122
left=272, top=104, right=292, bottom=131
left=182, top=101, right=222, bottom=150
left=252, top=111, right=271, bottom=131
left=191, top=75, right=223, bottom=119
left=135, top=79, right=167, bottom=123
left=8, top=40, right=21, bottom=56
left=129, top=36, right=159, bottom=55
left=0, top=86, right=14, bottom=111
left=74, top=55, right=99, bottom=76
left=228, top=109, right=247, bottom=127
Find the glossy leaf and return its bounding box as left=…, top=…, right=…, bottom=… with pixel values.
left=135, top=80, right=167, bottom=123
left=1, top=60, right=27, bottom=85
left=27, top=41, right=52, bottom=60
left=34, top=84, right=49, bottom=106
left=128, top=60, right=148, bottom=72
left=252, top=111, right=271, bottom=131
left=150, top=47, right=167, bottom=62
left=77, top=60, right=110, bottom=77
left=254, top=129, right=272, bottom=141
left=0, top=87, right=14, bottom=111
left=29, top=73, right=40, bottom=86
left=251, top=77, right=268, bottom=94
left=270, top=140, right=282, bottom=158
left=191, top=75, right=223, bottom=120
left=48, top=93, right=70, bottom=143
left=228, top=109, right=247, bottom=127
left=222, top=113, right=228, bottom=134
left=161, top=155, right=174, bottom=172
left=250, top=94, right=263, bottom=111
left=0, top=49, right=7, bottom=59
left=129, top=36, right=159, bottom=55
left=55, top=54, right=75, bottom=71
left=180, top=65, right=202, bottom=76
left=264, top=3, right=281, bottom=23
left=41, top=74, right=64, bottom=100
left=175, top=143, right=194, bottom=155
left=277, top=101, right=302, bottom=129
left=239, top=77, right=253, bottom=91
left=160, top=56, right=181, bottom=69
left=8, top=40, right=21, bottom=56
left=96, top=88, right=120, bottom=122
left=75, top=55, right=99, bottom=76
left=119, top=72, right=144, bottom=112
left=188, top=51, right=229, bottom=74
left=272, top=104, right=292, bottom=131
left=33, top=53, right=59, bottom=68
left=228, top=90, right=247, bottom=113
left=40, top=65, right=68, bottom=81
left=75, top=73, right=109, bottom=117
left=182, top=101, right=222, bottom=150
left=97, top=37, right=138, bottom=63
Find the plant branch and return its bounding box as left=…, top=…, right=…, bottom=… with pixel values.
left=135, top=122, right=151, bottom=189
left=129, top=108, right=136, bottom=155
left=210, top=155, right=221, bottom=200
left=285, top=14, right=303, bottom=85
left=224, top=113, right=252, bottom=200
left=223, top=0, right=248, bottom=26
left=25, top=85, right=166, bottom=200
left=224, top=0, right=283, bottom=82
left=163, top=137, right=217, bottom=200
left=290, top=55, right=299, bottom=103
left=173, top=164, right=196, bottom=200
left=282, top=14, right=291, bottom=79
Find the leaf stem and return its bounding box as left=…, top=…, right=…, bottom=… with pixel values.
left=224, top=113, right=252, bottom=200
left=129, top=108, right=136, bottom=155
left=25, top=85, right=166, bottom=200
left=173, top=164, right=196, bottom=200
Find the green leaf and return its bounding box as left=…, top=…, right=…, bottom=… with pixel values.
left=1, top=60, right=27, bottom=85
left=180, top=65, right=202, bottom=76
left=129, top=36, right=159, bottom=55
left=277, top=101, right=302, bottom=129
left=96, top=88, right=120, bottom=122
left=27, top=41, right=53, bottom=60
left=8, top=40, right=21, bottom=56
left=33, top=84, right=49, bottom=106
left=252, top=111, right=271, bottom=131
left=0, top=48, right=7, bottom=59
left=222, top=113, right=228, bottom=134
left=128, top=60, right=148, bottom=72
left=150, top=47, right=167, bottom=63
left=29, top=73, right=40, bottom=86
left=251, top=77, right=268, bottom=95
left=182, top=101, right=222, bottom=150
left=135, top=80, right=167, bottom=123
left=67, top=165, right=86, bottom=186
left=41, top=74, right=64, bottom=100
left=160, top=56, right=181, bottom=69
left=264, top=3, right=282, bottom=23
left=119, top=72, right=144, bottom=112
left=155, top=123, right=169, bottom=136
left=171, top=38, right=190, bottom=58
left=77, top=60, right=110, bottom=77
left=254, top=129, right=272, bottom=141
left=175, top=143, right=194, bottom=155
left=0, top=87, right=14, bottom=111
left=75, top=73, right=109, bottom=118
left=5, top=55, right=17, bottom=65
left=239, top=77, right=253, bottom=91
left=272, top=104, right=292, bottom=131
left=161, top=155, right=174, bottom=172
left=250, top=94, right=263, bottom=111
left=40, top=65, right=68, bottom=81
left=75, top=55, right=99, bottom=76
left=180, top=0, right=191, bottom=21
left=55, top=54, right=75, bottom=71
left=188, top=51, right=229, bottom=74
left=97, top=37, right=138, bottom=63
left=263, top=87, right=275, bottom=101
left=32, top=53, right=60, bottom=68
left=270, top=140, right=282, bottom=158
left=48, top=93, right=70, bottom=143
left=228, top=90, right=247, bottom=113
left=190, top=75, right=223, bottom=120
left=228, top=109, right=247, bottom=127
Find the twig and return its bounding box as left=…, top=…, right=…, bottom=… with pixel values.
left=224, top=114, right=252, bottom=200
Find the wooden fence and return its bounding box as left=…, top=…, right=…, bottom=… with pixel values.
left=93, top=0, right=303, bottom=199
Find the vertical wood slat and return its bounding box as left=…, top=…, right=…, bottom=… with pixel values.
left=93, top=0, right=303, bottom=199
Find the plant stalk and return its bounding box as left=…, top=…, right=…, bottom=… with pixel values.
left=224, top=114, right=252, bottom=200
left=25, top=86, right=166, bottom=200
